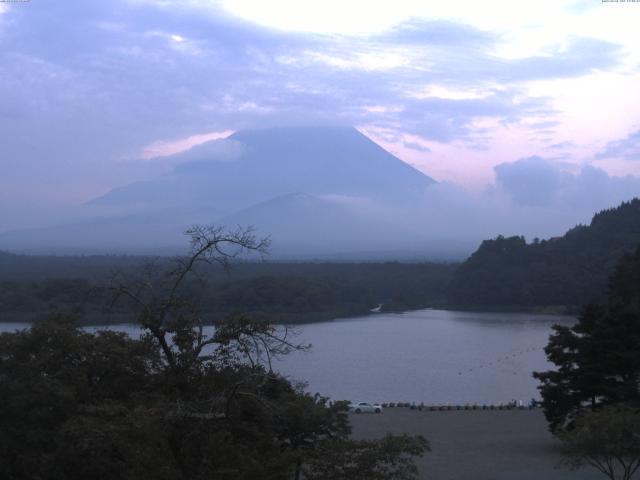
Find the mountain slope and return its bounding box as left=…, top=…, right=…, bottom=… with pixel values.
left=219, top=192, right=431, bottom=256
left=448, top=198, right=640, bottom=309
left=0, top=126, right=437, bottom=255
left=91, top=126, right=435, bottom=213
left=0, top=212, right=191, bottom=254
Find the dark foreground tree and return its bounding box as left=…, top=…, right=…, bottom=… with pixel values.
left=559, top=405, right=640, bottom=480
left=303, top=434, right=429, bottom=480
left=534, top=245, right=640, bottom=431
left=0, top=225, right=428, bottom=480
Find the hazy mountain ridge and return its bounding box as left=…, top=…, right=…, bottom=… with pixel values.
left=4, top=126, right=638, bottom=259
left=0, top=126, right=441, bottom=256
left=448, top=198, right=640, bottom=309
left=90, top=126, right=435, bottom=210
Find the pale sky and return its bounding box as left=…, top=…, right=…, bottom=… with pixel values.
left=1, top=0, right=640, bottom=230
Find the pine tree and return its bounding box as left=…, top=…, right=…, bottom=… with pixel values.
left=534, top=246, right=640, bottom=431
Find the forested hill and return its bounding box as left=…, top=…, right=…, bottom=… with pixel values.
left=448, top=198, right=640, bottom=310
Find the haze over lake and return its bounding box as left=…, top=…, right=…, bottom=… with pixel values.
left=1, top=309, right=572, bottom=405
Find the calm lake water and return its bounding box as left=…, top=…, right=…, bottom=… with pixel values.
left=0, top=309, right=574, bottom=405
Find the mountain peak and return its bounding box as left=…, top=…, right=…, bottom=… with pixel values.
left=2, top=125, right=437, bottom=254
left=229, top=125, right=400, bottom=163
left=94, top=124, right=435, bottom=209
left=231, top=125, right=359, bottom=141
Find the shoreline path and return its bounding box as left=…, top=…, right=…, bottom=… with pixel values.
left=350, top=409, right=602, bottom=480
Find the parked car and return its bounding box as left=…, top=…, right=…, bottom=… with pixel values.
left=350, top=402, right=383, bottom=414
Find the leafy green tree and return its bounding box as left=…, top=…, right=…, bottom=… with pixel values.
left=559, top=405, right=640, bottom=480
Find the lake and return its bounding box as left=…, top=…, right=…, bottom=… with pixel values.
left=0, top=309, right=573, bottom=405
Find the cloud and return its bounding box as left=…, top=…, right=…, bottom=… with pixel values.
left=376, top=19, right=497, bottom=47
left=496, top=37, right=623, bottom=82
left=392, top=159, right=640, bottom=246
left=139, top=130, right=234, bottom=160
left=546, top=141, right=575, bottom=150
left=402, top=141, right=431, bottom=153
left=170, top=138, right=247, bottom=169
left=596, top=130, right=640, bottom=161
left=493, top=156, right=640, bottom=210
left=494, top=156, right=561, bottom=206
left=0, top=0, right=633, bottom=233
left=529, top=120, right=560, bottom=130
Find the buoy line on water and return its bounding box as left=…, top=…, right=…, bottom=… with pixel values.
left=353, top=403, right=540, bottom=412
left=456, top=346, right=542, bottom=376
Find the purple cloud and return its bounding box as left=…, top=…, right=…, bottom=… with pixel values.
left=597, top=130, right=640, bottom=161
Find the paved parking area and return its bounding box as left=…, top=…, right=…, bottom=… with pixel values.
left=350, top=408, right=602, bottom=480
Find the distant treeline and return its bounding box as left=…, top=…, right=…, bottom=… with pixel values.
left=0, top=255, right=456, bottom=324
left=2, top=198, right=640, bottom=323
left=448, top=198, right=640, bottom=311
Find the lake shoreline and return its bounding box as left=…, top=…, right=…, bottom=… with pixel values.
left=0, top=304, right=578, bottom=326
left=1, top=309, right=574, bottom=404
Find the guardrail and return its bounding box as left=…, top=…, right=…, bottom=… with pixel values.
left=371, top=402, right=540, bottom=411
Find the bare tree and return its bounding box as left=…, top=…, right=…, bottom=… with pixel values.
left=109, top=224, right=305, bottom=374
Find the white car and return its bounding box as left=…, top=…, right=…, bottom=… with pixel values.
left=350, top=402, right=383, bottom=414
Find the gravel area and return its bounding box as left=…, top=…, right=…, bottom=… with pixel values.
left=350, top=408, right=603, bottom=480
